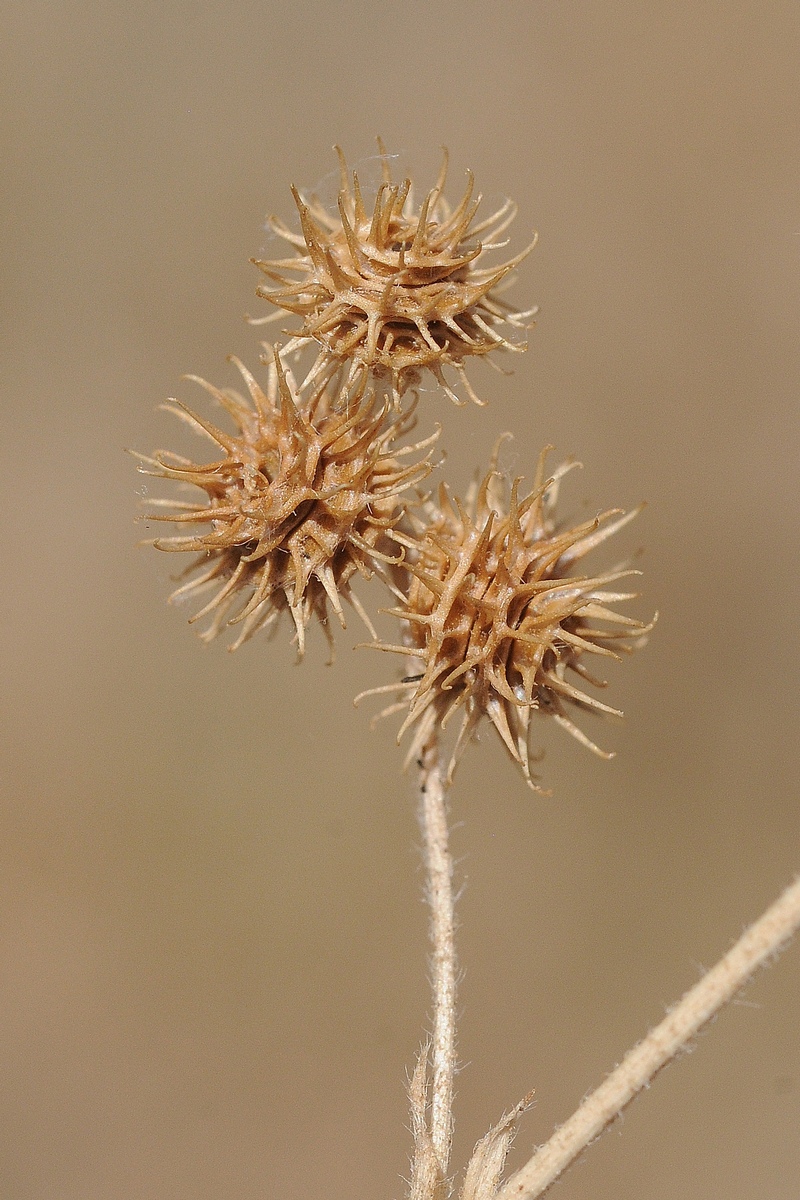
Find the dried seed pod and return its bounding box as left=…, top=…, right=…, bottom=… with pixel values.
left=136, top=351, right=438, bottom=657
left=252, top=141, right=537, bottom=406
left=359, top=444, right=653, bottom=790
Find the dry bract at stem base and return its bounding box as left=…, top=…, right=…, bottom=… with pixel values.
left=408, top=1039, right=534, bottom=1200
left=252, top=140, right=538, bottom=406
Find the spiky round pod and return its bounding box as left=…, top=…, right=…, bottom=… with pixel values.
left=359, top=445, right=653, bottom=790
left=251, top=143, right=538, bottom=406
left=136, top=352, right=438, bottom=656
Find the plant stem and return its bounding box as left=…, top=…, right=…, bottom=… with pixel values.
left=418, top=736, right=457, bottom=1178
left=495, top=873, right=800, bottom=1200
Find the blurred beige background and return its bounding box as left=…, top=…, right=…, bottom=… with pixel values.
left=2, top=2, right=799, bottom=1197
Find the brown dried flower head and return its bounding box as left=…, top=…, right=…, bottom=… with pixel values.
left=361, top=444, right=653, bottom=791
left=136, top=351, right=437, bottom=656
left=251, top=141, right=537, bottom=406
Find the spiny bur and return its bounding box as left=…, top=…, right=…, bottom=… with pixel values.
left=136, top=350, right=437, bottom=657
left=359, top=443, right=653, bottom=790
left=252, top=141, right=538, bottom=406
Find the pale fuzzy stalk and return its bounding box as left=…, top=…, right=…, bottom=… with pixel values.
left=495, top=873, right=800, bottom=1200
left=418, top=737, right=457, bottom=1178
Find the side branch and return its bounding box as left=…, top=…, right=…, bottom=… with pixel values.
left=496, top=873, right=800, bottom=1200
left=418, top=737, right=457, bottom=1178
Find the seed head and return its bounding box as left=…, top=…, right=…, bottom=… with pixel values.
left=360, top=444, right=653, bottom=790
left=136, top=351, right=437, bottom=656
left=252, top=141, right=537, bottom=406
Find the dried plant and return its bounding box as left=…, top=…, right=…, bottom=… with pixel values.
left=135, top=143, right=800, bottom=1200
left=361, top=444, right=652, bottom=790
left=251, top=141, right=538, bottom=405
left=136, top=350, right=437, bottom=655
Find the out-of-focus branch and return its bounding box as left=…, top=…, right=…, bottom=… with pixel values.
left=496, top=874, right=800, bottom=1200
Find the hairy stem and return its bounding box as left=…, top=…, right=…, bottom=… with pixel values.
left=495, top=873, right=800, bottom=1200
left=418, top=737, right=457, bottom=1178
